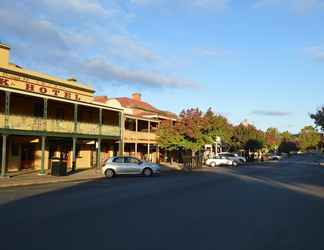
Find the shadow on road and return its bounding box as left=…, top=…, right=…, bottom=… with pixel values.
left=1, top=163, right=324, bottom=250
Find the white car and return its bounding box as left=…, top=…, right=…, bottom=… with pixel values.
left=219, top=152, right=246, bottom=164
left=206, top=156, right=238, bottom=167
left=268, top=154, right=282, bottom=161
left=102, top=156, right=160, bottom=178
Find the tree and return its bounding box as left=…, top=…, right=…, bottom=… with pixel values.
left=310, top=106, right=324, bottom=131
left=231, top=123, right=265, bottom=151
left=278, top=140, right=299, bottom=154
left=298, top=126, right=321, bottom=151
left=157, top=120, right=183, bottom=151
left=245, top=139, right=264, bottom=151
left=281, top=131, right=294, bottom=141
left=157, top=108, right=209, bottom=155
left=265, top=127, right=281, bottom=151
left=203, top=108, right=233, bottom=147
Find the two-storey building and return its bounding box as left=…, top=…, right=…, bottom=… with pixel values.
left=0, top=43, right=122, bottom=176
left=95, top=93, right=177, bottom=163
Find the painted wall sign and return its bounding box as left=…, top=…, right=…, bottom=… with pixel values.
left=0, top=74, right=93, bottom=102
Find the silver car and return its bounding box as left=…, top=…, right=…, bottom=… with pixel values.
left=102, top=156, right=160, bottom=178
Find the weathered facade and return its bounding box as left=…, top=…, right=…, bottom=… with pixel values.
left=0, top=43, right=123, bottom=176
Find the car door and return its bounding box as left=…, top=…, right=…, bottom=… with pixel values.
left=111, top=157, right=127, bottom=174
left=124, top=157, right=142, bottom=174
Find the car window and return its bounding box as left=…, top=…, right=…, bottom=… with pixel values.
left=125, top=157, right=140, bottom=164
left=113, top=157, right=124, bottom=163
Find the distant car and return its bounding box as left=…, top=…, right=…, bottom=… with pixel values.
left=102, top=156, right=160, bottom=178
left=268, top=154, right=282, bottom=161
left=206, top=156, right=238, bottom=167
left=219, top=152, right=246, bottom=164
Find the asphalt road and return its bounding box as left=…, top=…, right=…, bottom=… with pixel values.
left=1, top=159, right=324, bottom=250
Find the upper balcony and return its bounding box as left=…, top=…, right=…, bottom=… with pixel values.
left=0, top=91, right=121, bottom=137
left=124, top=117, right=159, bottom=143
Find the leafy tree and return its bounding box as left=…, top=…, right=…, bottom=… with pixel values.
left=310, top=106, right=324, bottom=131
left=231, top=123, right=265, bottom=151
left=265, top=127, right=281, bottom=151
left=281, top=131, right=294, bottom=141
left=157, top=108, right=209, bottom=155
left=278, top=140, right=299, bottom=154
left=157, top=120, right=183, bottom=151
left=245, top=139, right=264, bottom=151
left=203, top=108, right=233, bottom=146
left=298, top=126, right=321, bottom=151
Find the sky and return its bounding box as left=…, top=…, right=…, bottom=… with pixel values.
left=0, top=0, right=323, bottom=133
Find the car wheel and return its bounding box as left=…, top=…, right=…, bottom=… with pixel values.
left=210, top=162, right=216, bottom=168
left=143, top=168, right=153, bottom=177
left=105, top=169, right=115, bottom=178
left=232, top=161, right=238, bottom=167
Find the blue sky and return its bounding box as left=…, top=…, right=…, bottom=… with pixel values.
left=0, top=0, right=323, bottom=133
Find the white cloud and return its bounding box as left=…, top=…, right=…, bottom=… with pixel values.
left=81, top=58, right=199, bottom=88
left=0, top=0, right=197, bottom=89
left=251, top=110, right=292, bottom=116
left=305, top=46, right=324, bottom=61
left=131, top=0, right=230, bottom=10
left=41, top=0, right=109, bottom=16
left=108, top=35, right=160, bottom=62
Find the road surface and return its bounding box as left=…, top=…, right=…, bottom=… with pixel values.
left=0, top=159, right=324, bottom=250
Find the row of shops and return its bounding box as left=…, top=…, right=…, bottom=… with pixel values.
left=0, top=43, right=175, bottom=176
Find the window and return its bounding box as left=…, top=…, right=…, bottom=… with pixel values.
left=113, top=157, right=124, bottom=163
left=125, top=157, right=140, bottom=164
left=33, top=102, right=44, bottom=117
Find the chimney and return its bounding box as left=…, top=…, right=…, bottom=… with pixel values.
left=67, top=78, right=77, bottom=83
left=132, top=92, right=141, bottom=101
left=0, top=43, right=10, bottom=67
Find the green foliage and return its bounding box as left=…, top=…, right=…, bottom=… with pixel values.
left=281, top=131, right=294, bottom=141
left=310, top=106, right=324, bottom=131
left=265, top=127, right=281, bottom=151
left=298, top=126, right=321, bottom=151
left=231, top=123, right=265, bottom=151
left=245, top=139, right=264, bottom=151
left=157, top=108, right=210, bottom=153
left=203, top=108, right=234, bottom=145
left=278, top=140, right=299, bottom=154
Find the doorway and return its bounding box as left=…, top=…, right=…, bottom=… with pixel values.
left=21, top=144, right=35, bottom=169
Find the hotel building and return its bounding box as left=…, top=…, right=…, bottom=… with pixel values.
left=0, top=43, right=123, bottom=176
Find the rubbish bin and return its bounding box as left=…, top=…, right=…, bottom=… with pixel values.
left=51, top=159, right=67, bottom=176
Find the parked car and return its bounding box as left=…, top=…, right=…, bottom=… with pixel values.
left=102, top=156, right=160, bottom=178
left=219, top=152, right=246, bottom=164
left=268, top=154, right=282, bottom=161
left=206, top=155, right=238, bottom=167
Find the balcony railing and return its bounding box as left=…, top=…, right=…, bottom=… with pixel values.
left=124, top=130, right=157, bottom=142
left=102, top=124, right=120, bottom=137
left=1, top=114, right=120, bottom=137
left=47, top=119, right=74, bottom=133
left=0, top=113, right=4, bottom=128
left=9, top=114, right=43, bottom=131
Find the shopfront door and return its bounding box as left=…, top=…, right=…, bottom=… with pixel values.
left=21, top=144, right=35, bottom=169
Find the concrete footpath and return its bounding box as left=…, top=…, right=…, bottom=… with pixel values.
left=0, top=163, right=182, bottom=188
left=0, top=169, right=104, bottom=188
